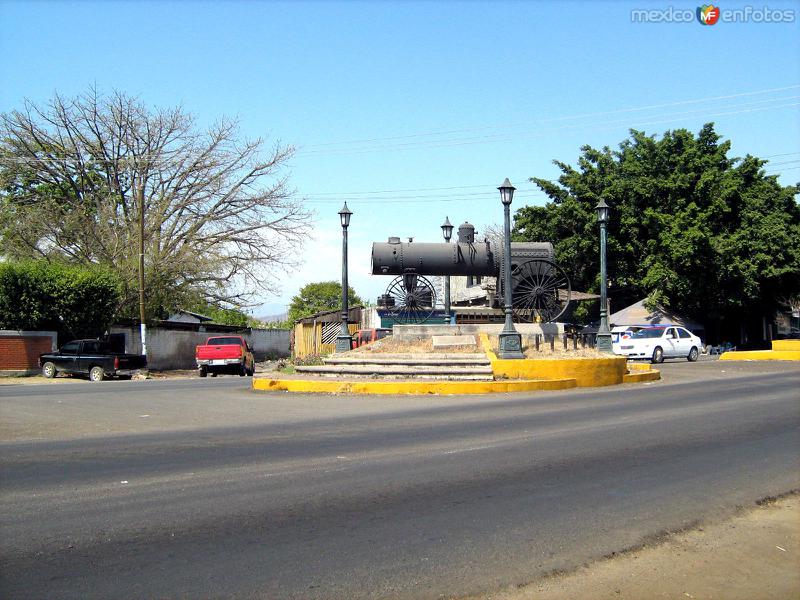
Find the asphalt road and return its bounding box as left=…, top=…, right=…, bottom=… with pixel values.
left=1, top=360, right=799, bottom=599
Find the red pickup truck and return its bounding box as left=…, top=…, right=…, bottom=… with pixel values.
left=195, top=335, right=255, bottom=377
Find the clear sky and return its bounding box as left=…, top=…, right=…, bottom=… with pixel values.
left=2, top=0, right=799, bottom=317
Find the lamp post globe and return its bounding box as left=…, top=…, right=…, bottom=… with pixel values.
left=595, top=198, right=613, bottom=353
left=497, top=179, right=524, bottom=359
left=336, top=203, right=354, bottom=353
left=441, top=217, right=453, bottom=319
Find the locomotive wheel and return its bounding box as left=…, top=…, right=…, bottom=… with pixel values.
left=511, top=259, right=571, bottom=323
left=383, top=274, right=437, bottom=324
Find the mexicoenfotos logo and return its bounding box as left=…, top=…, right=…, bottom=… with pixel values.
left=697, top=4, right=721, bottom=25
left=631, top=4, right=796, bottom=23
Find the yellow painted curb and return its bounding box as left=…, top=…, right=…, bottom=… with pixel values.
left=720, top=350, right=800, bottom=361
left=479, top=332, right=629, bottom=387
left=491, top=356, right=628, bottom=387
left=479, top=333, right=498, bottom=361
left=626, top=362, right=653, bottom=372
left=772, top=340, right=800, bottom=352
left=623, top=369, right=661, bottom=383
left=252, top=377, right=577, bottom=395
left=255, top=335, right=656, bottom=396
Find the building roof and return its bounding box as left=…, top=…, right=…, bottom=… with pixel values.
left=167, top=309, right=214, bottom=323
left=297, top=306, right=364, bottom=324
left=609, top=299, right=702, bottom=330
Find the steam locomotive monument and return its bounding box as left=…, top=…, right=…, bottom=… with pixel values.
left=371, top=221, right=571, bottom=324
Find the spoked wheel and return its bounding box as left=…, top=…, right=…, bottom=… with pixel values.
left=382, top=273, right=437, bottom=324
left=511, top=259, right=571, bottom=323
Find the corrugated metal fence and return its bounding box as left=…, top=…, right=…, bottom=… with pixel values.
left=293, top=322, right=359, bottom=358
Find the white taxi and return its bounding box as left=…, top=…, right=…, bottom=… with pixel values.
left=612, top=326, right=703, bottom=363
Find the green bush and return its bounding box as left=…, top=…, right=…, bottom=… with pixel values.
left=0, top=260, right=121, bottom=342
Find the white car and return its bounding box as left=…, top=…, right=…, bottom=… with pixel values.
left=612, top=326, right=703, bottom=363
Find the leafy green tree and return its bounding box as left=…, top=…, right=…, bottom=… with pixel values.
left=287, top=281, right=363, bottom=326
left=514, top=124, right=800, bottom=338
left=0, top=260, right=122, bottom=341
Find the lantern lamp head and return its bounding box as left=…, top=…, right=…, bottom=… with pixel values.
left=338, top=202, right=352, bottom=228
left=441, top=216, right=453, bottom=242
left=595, top=198, right=610, bottom=224
left=498, top=178, right=515, bottom=206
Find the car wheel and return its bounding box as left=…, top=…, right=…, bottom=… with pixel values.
left=651, top=346, right=664, bottom=364
left=89, top=366, right=105, bottom=382
left=42, top=362, right=57, bottom=379
left=210, top=372, right=217, bottom=378
left=199, top=367, right=207, bottom=378
left=239, top=365, right=247, bottom=377
left=688, top=346, right=699, bottom=362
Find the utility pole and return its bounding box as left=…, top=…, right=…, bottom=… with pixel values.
left=137, top=174, right=147, bottom=358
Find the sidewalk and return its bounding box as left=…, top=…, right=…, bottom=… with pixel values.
left=467, top=494, right=799, bottom=600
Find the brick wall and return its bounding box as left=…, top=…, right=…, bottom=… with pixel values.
left=0, top=331, right=57, bottom=372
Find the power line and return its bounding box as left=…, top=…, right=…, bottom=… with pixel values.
left=3, top=91, right=798, bottom=165
left=300, top=84, right=800, bottom=149
left=764, top=159, right=800, bottom=167
left=762, top=151, right=800, bottom=159
left=302, top=178, right=534, bottom=197
left=767, top=165, right=800, bottom=173
left=302, top=191, right=547, bottom=205
left=296, top=97, right=800, bottom=157
left=300, top=155, right=800, bottom=198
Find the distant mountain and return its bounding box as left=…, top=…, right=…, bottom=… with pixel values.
left=256, top=313, right=288, bottom=323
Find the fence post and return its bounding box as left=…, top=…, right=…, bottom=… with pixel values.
left=550, top=335, right=555, bottom=352
left=535, top=334, right=540, bottom=351
left=562, top=333, right=568, bottom=350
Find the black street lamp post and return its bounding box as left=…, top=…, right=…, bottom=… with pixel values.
left=441, top=216, right=453, bottom=319
left=336, top=203, right=353, bottom=353
left=595, top=198, right=613, bottom=353
left=497, top=179, right=524, bottom=359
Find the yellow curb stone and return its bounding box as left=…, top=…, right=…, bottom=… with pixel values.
left=720, top=350, right=800, bottom=361
left=623, top=369, right=661, bottom=383
left=252, top=377, right=577, bottom=395
left=773, top=339, right=800, bottom=351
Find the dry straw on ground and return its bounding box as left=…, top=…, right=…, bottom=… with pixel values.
left=351, top=338, right=479, bottom=354
left=351, top=335, right=604, bottom=358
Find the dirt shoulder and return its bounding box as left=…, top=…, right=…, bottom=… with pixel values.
left=467, top=493, right=800, bottom=600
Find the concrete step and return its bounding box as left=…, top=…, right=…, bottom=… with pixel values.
left=295, top=364, right=494, bottom=377
left=340, top=352, right=488, bottom=360
left=326, top=356, right=491, bottom=366
left=308, top=372, right=495, bottom=381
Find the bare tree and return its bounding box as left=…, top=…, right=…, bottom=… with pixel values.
left=0, top=89, right=311, bottom=318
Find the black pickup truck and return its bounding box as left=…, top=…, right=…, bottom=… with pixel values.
left=39, top=339, right=147, bottom=382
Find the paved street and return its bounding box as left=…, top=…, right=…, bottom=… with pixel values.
left=1, top=361, right=799, bottom=599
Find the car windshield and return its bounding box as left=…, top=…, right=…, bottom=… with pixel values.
left=630, top=328, right=666, bottom=339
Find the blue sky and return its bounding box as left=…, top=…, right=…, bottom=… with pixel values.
left=2, top=0, right=799, bottom=316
